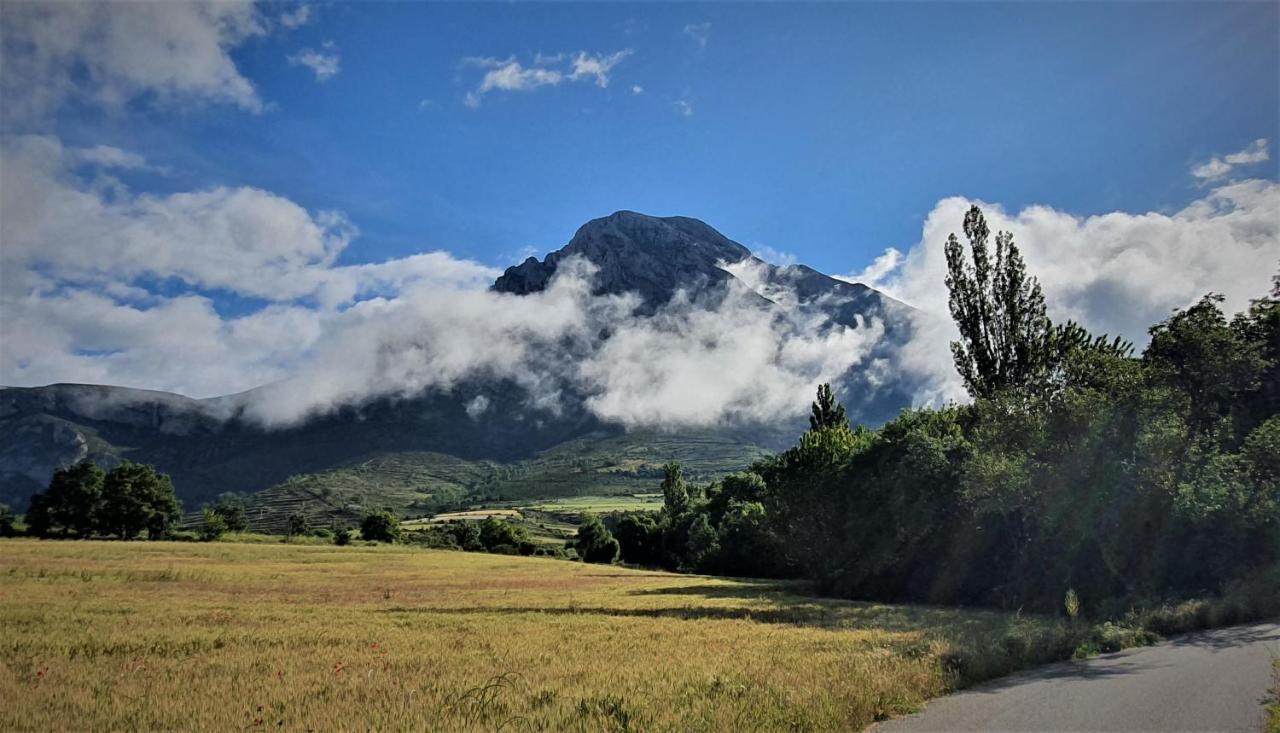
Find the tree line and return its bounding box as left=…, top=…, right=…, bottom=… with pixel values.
left=610, top=205, right=1278, bottom=616
left=21, top=461, right=181, bottom=540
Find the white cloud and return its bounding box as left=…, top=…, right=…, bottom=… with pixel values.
left=1191, top=138, right=1271, bottom=181
left=752, top=245, right=798, bottom=267
left=462, top=50, right=631, bottom=106
left=568, top=50, right=631, bottom=87
left=0, top=134, right=504, bottom=402
left=242, top=259, right=885, bottom=428
left=0, top=1, right=268, bottom=124
left=0, top=135, right=496, bottom=306
left=674, top=95, right=695, bottom=117
left=288, top=46, right=340, bottom=82
left=683, top=22, right=711, bottom=49
left=278, top=4, right=312, bottom=29
left=68, top=145, right=152, bottom=171
left=839, top=248, right=902, bottom=286
left=631, top=85, right=645, bottom=95
left=859, top=179, right=1280, bottom=405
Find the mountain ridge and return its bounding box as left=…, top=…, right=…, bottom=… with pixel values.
left=1, top=210, right=916, bottom=525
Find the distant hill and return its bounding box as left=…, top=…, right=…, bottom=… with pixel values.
left=1, top=211, right=916, bottom=528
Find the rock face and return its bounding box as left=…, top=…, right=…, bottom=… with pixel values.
left=493, top=211, right=755, bottom=310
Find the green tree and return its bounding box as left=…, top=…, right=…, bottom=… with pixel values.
left=660, top=462, right=690, bottom=517
left=360, top=511, right=402, bottom=543
left=573, top=514, right=620, bottom=564
left=209, top=495, right=248, bottom=533
left=945, top=205, right=1054, bottom=398
left=614, top=512, right=664, bottom=566
left=98, top=462, right=180, bottom=540
left=809, top=383, right=848, bottom=431
left=28, top=461, right=104, bottom=538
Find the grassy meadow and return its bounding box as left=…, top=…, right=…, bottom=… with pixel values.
left=0, top=539, right=1058, bottom=731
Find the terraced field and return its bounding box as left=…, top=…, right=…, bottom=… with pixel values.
left=235, top=430, right=776, bottom=531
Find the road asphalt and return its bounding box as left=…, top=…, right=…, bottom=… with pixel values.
left=875, top=620, right=1279, bottom=732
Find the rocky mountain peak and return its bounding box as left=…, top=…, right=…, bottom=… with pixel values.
left=491, top=211, right=753, bottom=308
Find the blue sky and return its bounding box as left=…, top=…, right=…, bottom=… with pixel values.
left=2, top=1, right=1278, bottom=407
left=42, top=2, right=1280, bottom=274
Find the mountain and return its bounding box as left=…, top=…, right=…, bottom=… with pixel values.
left=0, top=211, right=916, bottom=528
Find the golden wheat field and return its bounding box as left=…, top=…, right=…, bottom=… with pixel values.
left=0, top=539, right=1048, bottom=731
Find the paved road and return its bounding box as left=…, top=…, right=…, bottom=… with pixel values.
left=876, top=621, right=1279, bottom=732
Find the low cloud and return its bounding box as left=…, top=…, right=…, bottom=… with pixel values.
left=1191, top=138, right=1271, bottom=181
left=243, top=259, right=885, bottom=428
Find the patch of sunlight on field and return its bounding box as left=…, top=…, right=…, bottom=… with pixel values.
left=0, top=539, right=1040, bottom=731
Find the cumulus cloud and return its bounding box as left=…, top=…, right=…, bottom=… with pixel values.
left=1191, top=138, right=1271, bottom=181
left=461, top=50, right=631, bottom=106
left=0, top=1, right=268, bottom=124
left=0, top=134, right=500, bottom=397
left=860, top=179, right=1280, bottom=405
left=288, top=44, right=340, bottom=82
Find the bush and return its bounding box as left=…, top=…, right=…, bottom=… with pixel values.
left=208, top=495, right=248, bottom=533
left=478, top=516, right=534, bottom=554
left=199, top=507, right=228, bottom=542
left=0, top=503, right=16, bottom=538
left=286, top=511, right=309, bottom=539
left=333, top=526, right=353, bottom=546
left=360, top=511, right=401, bottom=543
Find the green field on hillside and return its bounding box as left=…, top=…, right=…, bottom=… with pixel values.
left=0, top=539, right=1057, bottom=731
left=235, top=430, right=774, bottom=532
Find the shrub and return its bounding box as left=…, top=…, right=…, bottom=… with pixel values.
left=0, top=503, right=16, bottom=538
left=478, top=516, right=533, bottom=554
left=286, top=511, right=309, bottom=539
left=199, top=507, right=228, bottom=541
left=333, top=526, right=353, bottom=546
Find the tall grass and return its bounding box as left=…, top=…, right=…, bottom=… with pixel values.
left=1267, top=659, right=1280, bottom=733
left=2, top=540, right=1273, bottom=731
left=1, top=539, right=1038, bottom=731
